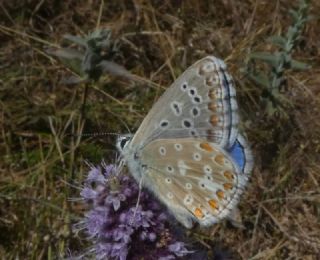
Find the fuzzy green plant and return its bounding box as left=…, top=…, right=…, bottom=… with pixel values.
left=246, top=0, right=311, bottom=117
left=48, top=28, right=133, bottom=83
left=47, top=28, right=142, bottom=131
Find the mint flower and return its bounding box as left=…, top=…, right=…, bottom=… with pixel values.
left=77, top=163, right=191, bottom=259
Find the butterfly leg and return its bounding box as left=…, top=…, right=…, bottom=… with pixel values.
left=172, top=210, right=194, bottom=229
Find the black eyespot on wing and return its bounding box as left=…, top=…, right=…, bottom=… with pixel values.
left=182, top=83, right=188, bottom=90
left=189, top=89, right=196, bottom=96
left=193, top=96, right=201, bottom=103
left=191, top=107, right=199, bottom=117
left=172, top=102, right=181, bottom=115
left=190, top=129, right=198, bottom=137
left=160, top=120, right=169, bottom=128
left=183, top=119, right=192, bottom=128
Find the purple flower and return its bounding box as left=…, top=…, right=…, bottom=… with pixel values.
left=86, top=166, right=105, bottom=184
left=169, top=242, right=190, bottom=257
left=105, top=192, right=126, bottom=211
left=77, top=162, right=191, bottom=259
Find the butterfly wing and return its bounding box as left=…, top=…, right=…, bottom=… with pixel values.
left=227, top=134, right=254, bottom=176
left=121, top=56, right=253, bottom=228
left=139, top=138, right=252, bottom=228
left=130, top=56, right=239, bottom=149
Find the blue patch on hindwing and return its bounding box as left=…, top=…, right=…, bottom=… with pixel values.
left=227, top=140, right=245, bottom=171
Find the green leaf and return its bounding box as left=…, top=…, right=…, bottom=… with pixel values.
left=60, top=75, right=87, bottom=85
left=289, top=9, right=300, bottom=22
left=63, top=34, right=87, bottom=47
left=290, top=59, right=311, bottom=70
left=306, top=15, right=316, bottom=22
left=47, top=48, right=83, bottom=60
left=287, top=26, right=299, bottom=38
left=47, top=48, right=84, bottom=75
left=267, top=36, right=287, bottom=49
left=249, top=52, right=280, bottom=67
left=99, top=61, right=134, bottom=79
left=247, top=72, right=271, bottom=88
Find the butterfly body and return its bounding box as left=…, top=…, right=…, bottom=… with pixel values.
left=117, top=56, right=253, bottom=228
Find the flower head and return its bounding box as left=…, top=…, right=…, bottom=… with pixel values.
left=78, top=162, right=191, bottom=259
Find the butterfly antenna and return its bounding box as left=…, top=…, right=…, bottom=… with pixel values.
left=130, top=176, right=143, bottom=225
left=67, top=132, right=121, bottom=138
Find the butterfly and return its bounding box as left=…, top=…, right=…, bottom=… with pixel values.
left=116, top=56, right=253, bottom=228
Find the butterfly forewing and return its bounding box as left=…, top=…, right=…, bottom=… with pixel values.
left=130, top=56, right=239, bottom=149
left=140, top=138, right=249, bottom=227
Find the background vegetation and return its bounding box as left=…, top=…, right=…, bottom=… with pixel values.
left=1, top=0, right=319, bottom=259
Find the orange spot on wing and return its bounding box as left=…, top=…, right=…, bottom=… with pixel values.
left=208, top=89, right=216, bottom=99
left=206, top=76, right=216, bottom=87
left=224, top=170, right=234, bottom=181
left=200, top=142, right=214, bottom=152
left=214, top=154, right=224, bottom=165
left=194, top=208, right=204, bottom=219
left=216, top=190, right=224, bottom=200
left=210, top=115, right=219, bottom=125
left=208, top=102, right=217, bottom=112
left=223, top=183, right=233, bottom=190
left=208, top=199, right=218, bottom=209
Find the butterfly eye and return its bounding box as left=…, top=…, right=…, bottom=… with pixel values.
left=119, top=136, right=131, bottom=150
left=120, top=139, right=127, bottom=149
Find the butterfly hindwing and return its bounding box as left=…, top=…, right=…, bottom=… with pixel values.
left=131, top=56, right=239, bottom=149
left=140, top=138, right=249, bottom=227
left=228, top=134, right=254, bottom=176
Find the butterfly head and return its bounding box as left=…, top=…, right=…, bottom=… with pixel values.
left=116, top=134, right=144, bottom=182
left=116, top=134, right=133, bottom=154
